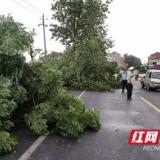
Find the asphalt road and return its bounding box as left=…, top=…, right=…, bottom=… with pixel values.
left=1, top=127, right=38, bottom=160
left=134, top=80, right=160, bottom=109
left=1, top=80, right=160, bottom=160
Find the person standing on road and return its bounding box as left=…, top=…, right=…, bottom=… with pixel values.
left=121, top=68, right=128, bottom=93
left=127, top=67, right=134, bottom=100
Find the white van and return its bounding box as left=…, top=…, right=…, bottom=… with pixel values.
left=141, top=70, right=160, bottom=91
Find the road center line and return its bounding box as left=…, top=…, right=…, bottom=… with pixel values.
left=18, top=91, right=86, bottom=160
left=140, top=97, right=160, bottom=113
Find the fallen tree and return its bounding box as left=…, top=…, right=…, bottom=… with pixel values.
left=0, top=15, right=101, bottom=154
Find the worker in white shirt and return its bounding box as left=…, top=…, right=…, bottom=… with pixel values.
left=121, top=68, right=128, bottom=93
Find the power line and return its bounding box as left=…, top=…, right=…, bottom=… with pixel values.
left=21, top=0, right=43, bottom=15
left=13, top=0, right=40, bottom=18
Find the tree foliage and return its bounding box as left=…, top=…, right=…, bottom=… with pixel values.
left=0, top=77, right=18, bottom=154
left=24, top=58, right=101, bottom=137
left=124, top=54, right=142, bottom=69
left=0, top=15, right=33, bottom=154
left=50, top=0, right=120, bottom=91
left=0, top=14, right=33, bottom=56
left=0, top=14, right=102, bottom=154
left=50, top=0, right=112, bottom=49
left=60, top=38, right=120, bottom=91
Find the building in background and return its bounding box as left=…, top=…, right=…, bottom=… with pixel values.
left=148, top=52, right=160, bottom=69
left=107, top=52, right=128, bottom=68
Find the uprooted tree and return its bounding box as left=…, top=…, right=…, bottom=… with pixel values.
left=50, top=0, right=120, bottom=91
left=0, top=15, right=101, bottom=154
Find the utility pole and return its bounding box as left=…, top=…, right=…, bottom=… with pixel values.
left=38, top=14, right=47, bottom=56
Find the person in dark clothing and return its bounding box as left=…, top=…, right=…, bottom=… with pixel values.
left=127, top=67, right=134, bottom=100
left=121, top=68, right=128, bottom=93
left=127, top=83, right=133, bottom=100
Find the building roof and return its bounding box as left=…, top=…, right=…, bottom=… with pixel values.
left=148, top=52, right=160, bottom=60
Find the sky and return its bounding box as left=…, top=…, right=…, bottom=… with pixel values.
left=107, top=0, right=160, bottom=63
left=0, top=0, right=160, bottom=63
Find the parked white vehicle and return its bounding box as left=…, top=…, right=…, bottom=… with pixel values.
left=140, top=70, right=160, bottom=91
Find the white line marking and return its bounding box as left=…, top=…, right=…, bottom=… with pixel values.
left=78, top=91, right=86, bottom=98
left=18, top=136, right=46, bottom=160
left=18, top=91, right=86, bottom=160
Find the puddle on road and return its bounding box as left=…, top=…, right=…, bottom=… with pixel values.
left=103, top=122, right=144, bottom=132
left=102, top=110, right=141, bottom=116
left=101, top=110, right=143, bottom=132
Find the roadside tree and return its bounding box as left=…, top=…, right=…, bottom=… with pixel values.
left=50, top=0, right=120, bottom=91
left=124, top=54, right=142, bottom=69
left=0, top=14, right=32, bottom=154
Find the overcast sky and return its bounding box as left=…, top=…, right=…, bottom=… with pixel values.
left=1, top=0, right=160, bottom=63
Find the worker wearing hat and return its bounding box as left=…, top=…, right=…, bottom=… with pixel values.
left=127, top=66, right=134, bottom=100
